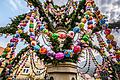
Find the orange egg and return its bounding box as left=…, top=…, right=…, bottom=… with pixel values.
left=39, top=47, right=47, bottom=54
left=88, top=24, right=93, bottom=29
left=81, top=18, right=87, bottom=23
left=5, top=47, right=11, bottom=52
left=29, top=28, right=34, bottom=32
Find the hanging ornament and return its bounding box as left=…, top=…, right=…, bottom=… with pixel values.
left=67, top=31, right=75, bottom=38
left=47, top=50, right=55, bottom=57
left=111, top=41, right=117, bottom=47
left=100, top=18, right=106, bottom=25
left=15, top=33, right=20, bottom=38
left=39, top=47, right=47, bottom=54
left=29, top=23, right=34, bottom=28
left=29, top=28, right=34, bottom=32
left=52, top=33, right=59, bottom=40
left=64, top=50, right=73, bottom=58
left=17, top=29, right=23, bottom=34
left=43, top=29, right=49, bottom=34
left=82, top=34, right=89, bottom=42
left=5, top=47, right=11, bottom=52
left=40, top=25, right=45, bottom=31
left=108, top=44, right=113, bottom=49
left=81, top=18, right=87, bottom=23
left=31, top=40, right=36, bottom=46
left=33, top=45, right=40, bottom=51
left=59, top=33, right=67, bottom=39
left=73, top=45, right=81, bottom=53
left=79, top=22, right=85, bottom=29
left=88, top=24, right=93, bottom=29
left=55, top=52, right=64, bottom=60
left=106, top=34, right=114, bottom=41
left=104, top=29, right=111, bottom=35
left=73, top=27, right=80, bottom=33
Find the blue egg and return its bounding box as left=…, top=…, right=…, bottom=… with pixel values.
left=15, top=34, right=20, bottom=38
left=10, top=43, right=14, bottom=47
left=106, top=40, right=111, bottom=44
left=64, top=50, right=73, bottom=58
left=30, top=32, right=35, bottom=36
left=87, top=20, right=93, bottom=25
left=100, top=19, right=106, bottom=25
left=33, top=45, right=40, bottom=51
left=40, top=25, right=45, bottom=31
left=73, top=27, right=80, bottom=33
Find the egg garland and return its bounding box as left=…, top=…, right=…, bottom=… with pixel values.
left=0, top=0, right=119, bottom=79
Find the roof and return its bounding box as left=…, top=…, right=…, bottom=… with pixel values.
left=0, top=47, right=4, bottom=56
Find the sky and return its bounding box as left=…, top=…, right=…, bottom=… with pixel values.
left=0, top=0, right=120, bottom=52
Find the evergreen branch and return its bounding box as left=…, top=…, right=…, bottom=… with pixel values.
left=0, top=14, right=26, bottom=34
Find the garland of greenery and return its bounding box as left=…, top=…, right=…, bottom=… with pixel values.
left=0, top=14, right=26, bottom=34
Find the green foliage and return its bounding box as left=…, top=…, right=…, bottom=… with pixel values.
left=0, top=14, right=26, bottom=34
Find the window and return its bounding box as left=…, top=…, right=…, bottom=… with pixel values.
left=50, top=77, right=54, bottom=80
left=23, top=68, right=29, bottom=73
left=71, top=77, right=75, bottom=80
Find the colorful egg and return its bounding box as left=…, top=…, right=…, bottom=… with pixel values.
left=5, top=47, right=11, bottom=52
left=106, top=34, right=114, bottom=41
left=39, top=47, right=47, bottom=54
left=52, top=33, right=59, bottom=40
left=64, top=50, right=73, bottom=57
left=82, top=35, right=89, bottom=42
left=33, top=45, right=40, bottom=51
left=47, top=50, right=55, bottom=57
left=17, top=29, right=23, bottom=34
left=88, top=24, right=93, bottom=29
left=73, top=27, right=80, bottom=33
left=104, top=29, right=111, bottom=35
left=59, top=33, right=67, bottom=39
left=29, top=28, right=34, bottom=32
left=31, top=40, right=36, bottom=46
left=111, top=41, right=117, bottom=47
left=73, top=46, right=81, bottom=53
left=40, top=25, right=45, bottom=31
left=81, top=18, right=87, bottom=23
left=29, top=23, right=34, bottom=28
left=79, top=22, right=85, bottom=29
left=55, top=52, right=64, bottom=60
left=67, top=31, right=75, bottom=38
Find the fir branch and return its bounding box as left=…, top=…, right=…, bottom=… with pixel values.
left=0, top=14, right=26, bottom=34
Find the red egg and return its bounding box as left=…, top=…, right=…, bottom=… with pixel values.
left=73, top=46, right=81, bottom=53
left=104, top=29, right=111, bottom=35
left=59, top=33, right=67, bottom=39
left=88, top=24, right=93, bottom=29
left=39, top=47, right=47, bottom=54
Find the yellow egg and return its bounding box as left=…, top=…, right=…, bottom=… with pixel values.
left=5, top=47, right=11, bottom=52
left=106, top=34, right=114, bottom=40
left=116, top=50, right=120, bottom=54
left=108, top=44, right=113, bottom=49
left=18, top=29, right=23, bottom=34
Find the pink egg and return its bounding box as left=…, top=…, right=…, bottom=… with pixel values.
left=55, top=52, right=64, bottom=60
